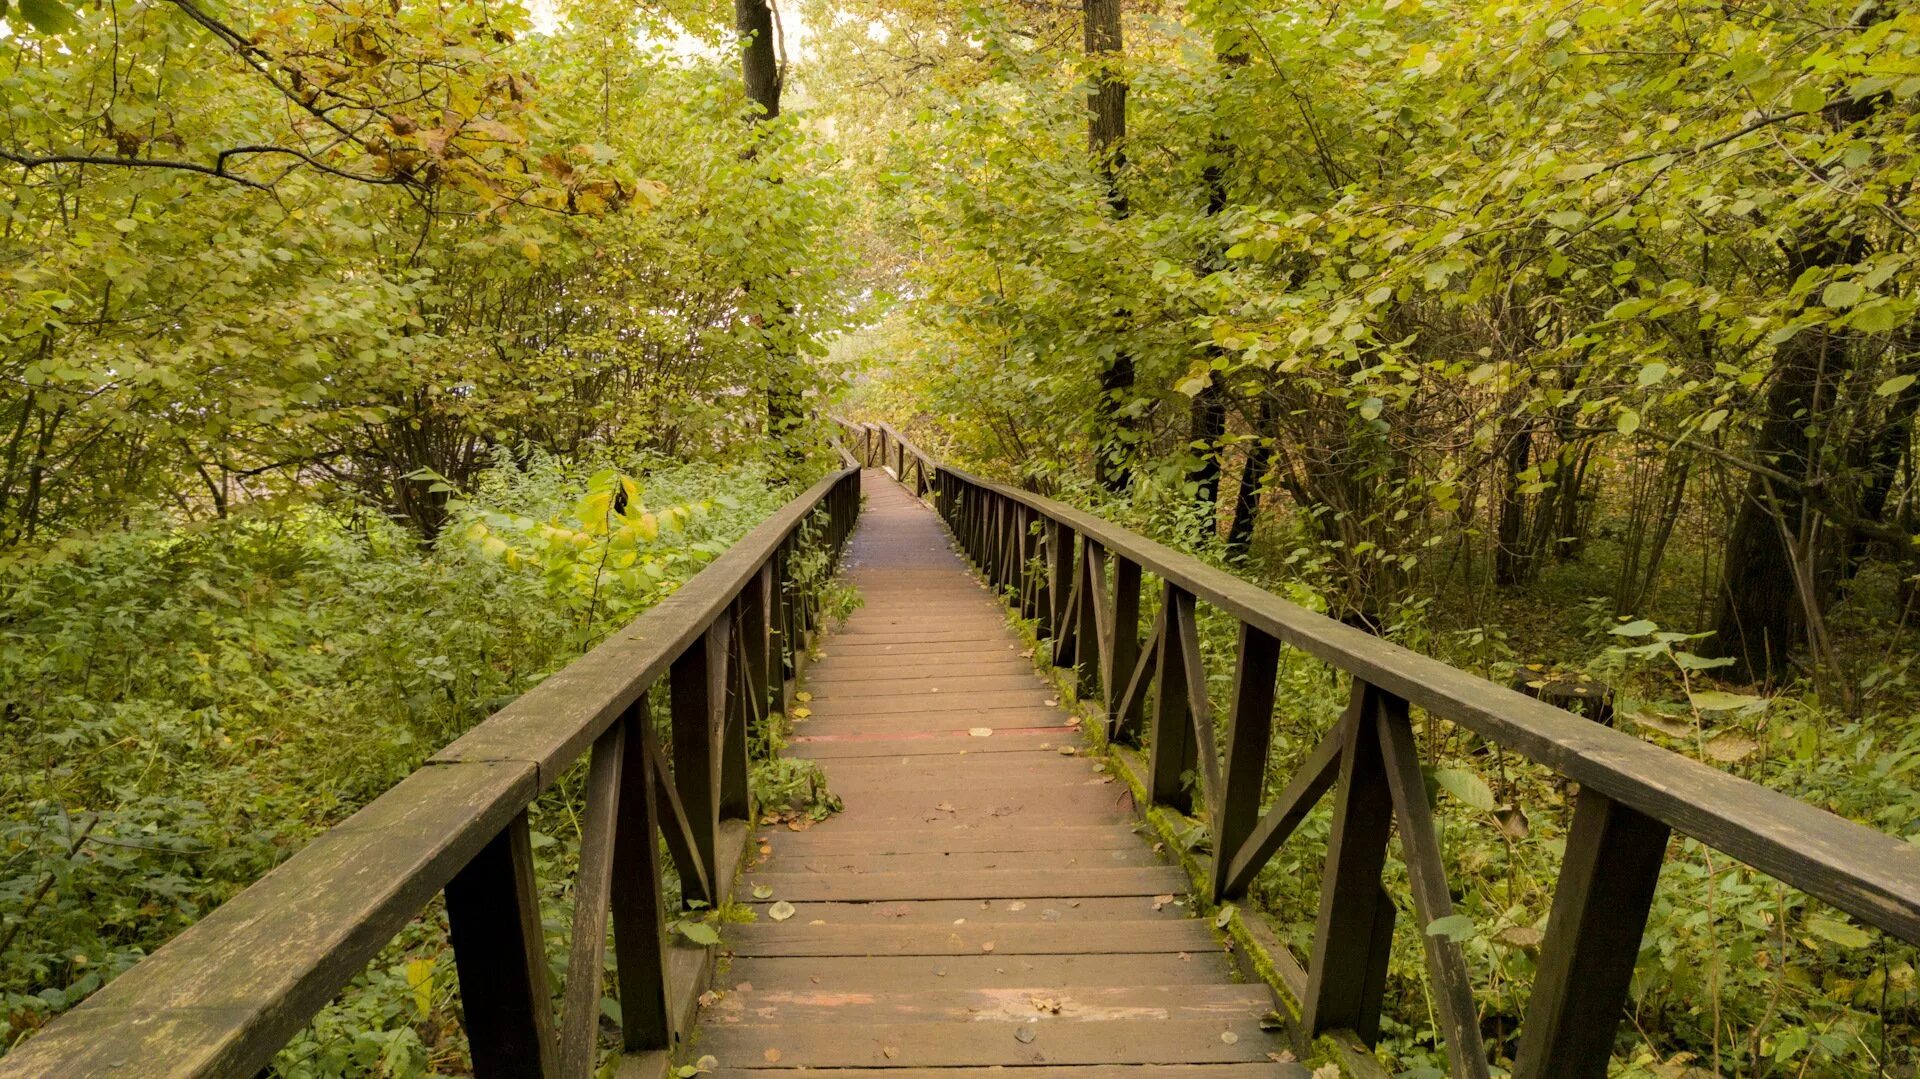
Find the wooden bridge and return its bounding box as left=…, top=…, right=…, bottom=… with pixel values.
left=6, top=423, right=1920, bottom=1079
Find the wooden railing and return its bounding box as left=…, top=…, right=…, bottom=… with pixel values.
left=835, top=417, right=1920, bottom=1079
left=1, top=464, right=863, bottom=1079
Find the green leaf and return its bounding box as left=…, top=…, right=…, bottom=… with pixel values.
left=675, top=920, right=721, bottom=946
left=18, top=0, right=75, bottom=32
left=1875, top=374, right=1915, bottom=398
left=1609, top=618, right=1658, bottom=637
left=1821, top=281, right=1864, bottom=308
left=1616, top=409, right=1640, bottom=435
left=1688, top=688, right=1767, bottom=713
left=1851, top=302, right=1905, bottom=334
left=1425, top=914, right=1477, bottom=942
left=1358, top=397, right=1384, bottom=421
left=1636, top=362, right=1668, bottom=388
left=1433, top=767, right=1495, bottom=812
left=1805, top=914, right=1872, bottom=949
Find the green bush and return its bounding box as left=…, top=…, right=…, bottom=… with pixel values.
left=0, top=449, right=797, bottom=1056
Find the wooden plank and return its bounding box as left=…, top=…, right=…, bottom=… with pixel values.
left=698, top=1059, right=1297, bottom=1067
left=725, top=920, right=1218, bottom=957
left=713, top=952, right=1243, bottom=993
left=810, top=641, right=1021, bottom=659
left=810, top=673, right=1047, bottom=698
left=751, top=826, right=1144, bottom=855
left=445, top=812, right=559, bottom=1079
left=695, top=1018, right=1280, bottom=1067
left=791, top=730, right=1071, bottom=758
left=798, top=709, right=1072, bottom=735
left=807, top=659, right=1038, bottom=683
left=754, top=848, right=1165, bottom=875
left=702, top=984, right=1272, bottom=1025
left=803, top=689, right=1058, bottom=714
left=737, top=897, right=1196, bottom=924
left=738, top=868, right=1188, bottom=902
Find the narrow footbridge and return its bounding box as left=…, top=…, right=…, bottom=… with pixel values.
left=7, top=424, right=1920, bottom=1079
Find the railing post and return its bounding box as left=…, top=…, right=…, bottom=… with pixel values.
left=719, top=609, right=750, bottom=822
left=611, top=700, right=676, bottom=1053
left=1040, top=518, right=1069, bottom=641
left=1211, top=624, right=1279, bottom=901
left=1020, top=507, right=1042, bottom=621
left=444, top=811, right=558, bottom=1079
left=1107, top=555, right=1143, bottom=741
left=1303, top=682, right=1396, bottom=1045
left=1514, top=787, right=1670, bottom=1078
left=1065, top=536, right=1099, bottom=680
left=1147, top=583, right=1199, bottom=813
left=670, top=618, right=727, bottom=905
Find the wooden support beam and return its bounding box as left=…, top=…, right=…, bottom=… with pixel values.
left=670, top=618, right=728, bottom=906
left=558, top=721, right=626, bottom=1076
left=1219, top=722, right=1341, bottom=898
left=444, top=812, right=558, bottom=1079
left=1375, top=696, right=1491, bottom=1079
left=1211, top=625, right=1280, bottom=901
left=1107, top=556, right=1143, bottom=741
left=1514, top=787, right=1670, bottom=1078
left=1147, top=585, right=1200, bottom=812
left=615, top=701, right=678, bottom=1053
left=1303, top=682, right=1396, bottom=1045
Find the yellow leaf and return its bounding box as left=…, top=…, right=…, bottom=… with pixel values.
left=405, top=958, right=436, bottom=1019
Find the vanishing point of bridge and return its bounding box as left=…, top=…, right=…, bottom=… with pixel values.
left=4, top=423, right=1917, bottom=1079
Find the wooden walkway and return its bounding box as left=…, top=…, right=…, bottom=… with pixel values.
left=695, top=475, right=1303, bottom=1077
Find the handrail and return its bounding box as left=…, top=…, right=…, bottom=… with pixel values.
left=844, top=419, right=1920, bottom=1079
left=2, top=465, right=864, bottom=1079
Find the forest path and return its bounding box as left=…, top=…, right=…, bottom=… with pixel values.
left=692, top=473, right=1304, bottom=1078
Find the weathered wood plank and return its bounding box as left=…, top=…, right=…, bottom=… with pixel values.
left=722, top=952, right=1240, bottom=991
left=703, top=984, right=1272, bottom=1025
left=740, top=868, right=1188, bottom=902
left=753, top=825, right=1143, bottom=855
left=698, top=1059, right=1297, bottom=1067
left=725, top=920, right=1219, bottom=957
left=696, top=1019, right=1281, bottom=1068
left=753, top=848, right=1165, bottom=875
left=738, top=897, right=1195, bottom=924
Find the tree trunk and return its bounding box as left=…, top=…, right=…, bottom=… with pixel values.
left=737, top=0, right=780, bottom=121
left=1494, top=419, right=1533, bottom=587
left=1085, top=0, right=1134, bottom=494
left=1184, top=47, right=1244, bottom=526
left=1226, top=396, right=1275, bottom=556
